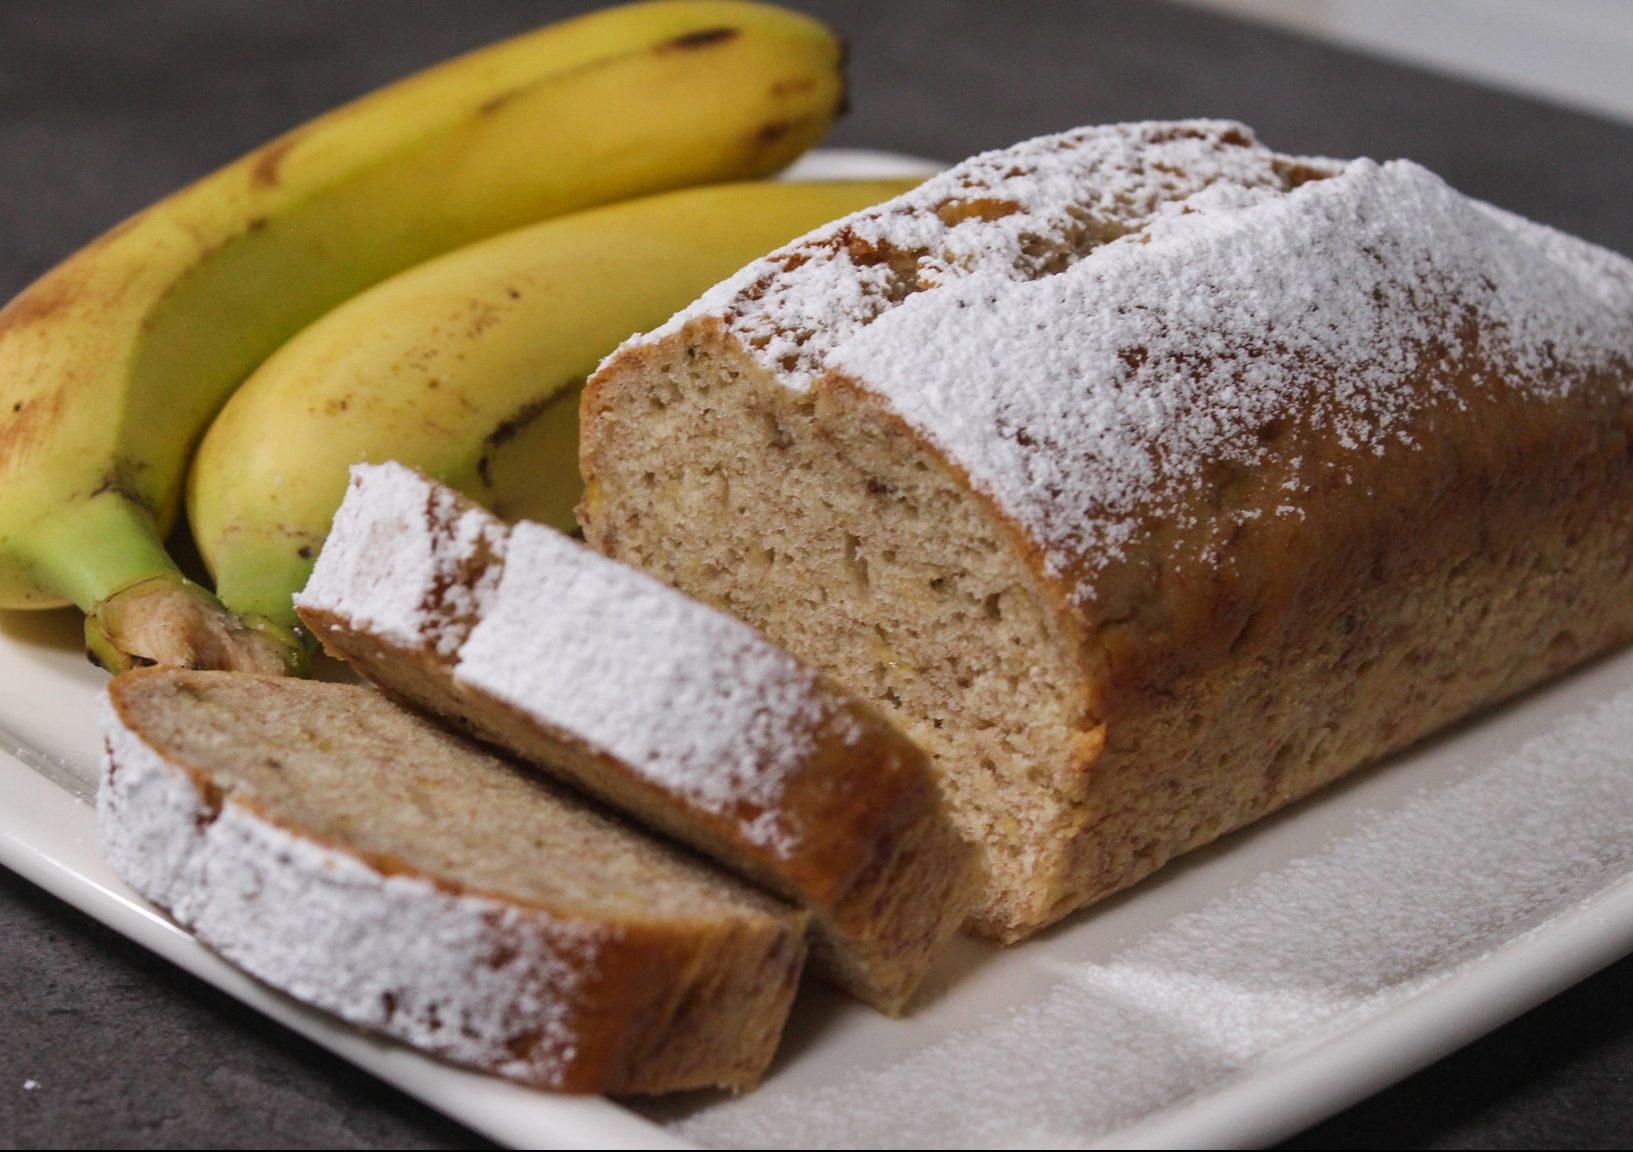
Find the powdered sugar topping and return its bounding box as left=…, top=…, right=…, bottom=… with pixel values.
left=630, top=120, right=1334, bottom=387
left=457, top=520, right=849, bottom=856
left=296, top=462, right=506, bottom=657
left=98, top=696, right=602, bottom=1086
left=832, top=157, right=1632, bottom=588
left=307, top=464, right=855, bottom=858
left=622, top=120, right=1633, bottom=602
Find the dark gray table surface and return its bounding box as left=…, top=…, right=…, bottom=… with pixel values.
left=3, top=2, right=1633, bottom=1147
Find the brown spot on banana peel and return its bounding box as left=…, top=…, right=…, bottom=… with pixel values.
left=661, top=26, right=739, bottom=50
left=835, top=37, right=852, bottom=117
left=80, top=467, right=156, bottom=516
left=461, top=298, right=505, bottom=341
left=474, top=391, right=567, bottom=488
left=249, top=133, right=301, bottom=189
left=482, top=24, right=746, bottom=114
left=756, top=120, right=794, bottom=147
left=750, top=110, right=828, bottom=153
left=0, top=276, right=77, bottom=338
left=478, top=89, right=521, bottom=115
left=0, top=384, right=67, bottom=478
left=87, top=473, right=123, bottom=499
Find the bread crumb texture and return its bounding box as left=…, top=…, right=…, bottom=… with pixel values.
left=301, top=464, right=977, bottom=1013
left=98, top=671, right=803, bottom=1093
left=583, top=119, right=1633, bottom=938
left=669, top=677, right=1633, bottom=1145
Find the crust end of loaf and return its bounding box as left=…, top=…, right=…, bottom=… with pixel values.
left=99, top=670, right=804, bottom=1094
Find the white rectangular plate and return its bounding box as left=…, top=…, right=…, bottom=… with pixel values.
left=10, top=573, right=1633, bottom=1150
left=4, top=152, right=1633, bottom=1150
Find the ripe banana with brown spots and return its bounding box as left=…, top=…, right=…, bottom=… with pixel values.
left=188, top=178, right=917, bottom=631
left=0, top=0, right=844, bottom=673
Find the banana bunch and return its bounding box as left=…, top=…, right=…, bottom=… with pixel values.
left=0, top=0, right=844, bottom=674
left=190, top=179, right=914, bottom=631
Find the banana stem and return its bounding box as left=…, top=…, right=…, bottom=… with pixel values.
left=20, top=492, right=306, bottom=675
left=85, top=576, right=308, bottom=676
left=18, top=493, right=178, bottom=613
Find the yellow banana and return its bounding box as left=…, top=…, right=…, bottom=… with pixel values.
left=189, top=179, right=916, bottom=630
left=0, top=0, right=843, bottom=673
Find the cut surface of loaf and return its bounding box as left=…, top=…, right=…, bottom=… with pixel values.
left=98, top=669, right=805, bottom=1093
left=295, top=463, right=975, bottom=1014
left=580, top=119, right=1633, bottom=941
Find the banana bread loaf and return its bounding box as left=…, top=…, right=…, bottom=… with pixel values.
left=580, top=119, right=1633, bottom=941
left=99, top=669, right=805, bottom=1093
left=295, top=463, right=975, bottom=1012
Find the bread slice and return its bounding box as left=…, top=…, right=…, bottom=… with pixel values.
left=579, top=119, right=1633, bottom=941
left=294, top=463, right=975, bottom=1014
left=98, top=669, right=805, bottom=1094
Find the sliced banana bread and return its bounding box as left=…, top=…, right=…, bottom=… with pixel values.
left=295, top=462, right=975, bottom=1014
left=579, top=119, right=1633, bottom=941
left=99, top=669, right=805, bottom=1094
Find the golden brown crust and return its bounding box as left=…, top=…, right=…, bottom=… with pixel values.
left=102, top=669, right=804, bottom=1094
left=552, top=908, right=804, bottom=1093
left=301, top=577, right=976, bottom=1015
left=582, top=320, right=1089, bottom=936
left=581, top=304, right=1633, bottom=943
left=981, top=350, right=1633, bottom=940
